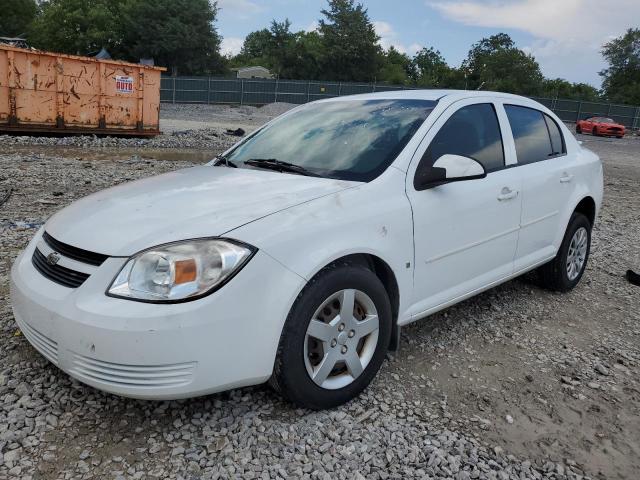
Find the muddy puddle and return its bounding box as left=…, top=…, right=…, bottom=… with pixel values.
left=1, top=145, right=220, bottom=163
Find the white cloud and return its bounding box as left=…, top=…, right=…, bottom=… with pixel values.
left=375, top=21, right=422, bottom=55
left=221, top=37, right=244, bottom=56
left=429, top=0, right=640, bottom=84
left=217, top=0, right=264, bottom=19
left=305, top=21, right=319, bottom=33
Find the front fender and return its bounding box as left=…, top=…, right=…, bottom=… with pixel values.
left=228, top=168, right=415, bottom=323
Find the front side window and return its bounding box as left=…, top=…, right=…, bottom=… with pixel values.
left=224, top=99, right=437, bottom=182
left=505, top=105, right=565, bottom=165
left=416, top=103, right=505, bottom=177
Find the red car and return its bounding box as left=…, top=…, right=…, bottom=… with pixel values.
left=576, top=117, right=625, bottom=138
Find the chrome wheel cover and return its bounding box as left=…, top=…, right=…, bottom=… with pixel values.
left=303, top=289, right=379, bottom=390
left=566, top=227, right=588, bottom=281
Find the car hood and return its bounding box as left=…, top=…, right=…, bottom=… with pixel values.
left=46, top=166, right=355, bottom=256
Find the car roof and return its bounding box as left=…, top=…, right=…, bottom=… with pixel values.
left=315, top=89, right=536, bottom=104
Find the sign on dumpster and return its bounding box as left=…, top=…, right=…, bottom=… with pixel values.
left=116, top=75, right=134, bottom=93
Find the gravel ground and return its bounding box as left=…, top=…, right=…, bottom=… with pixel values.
left=0, top=106, right=638, bottom=480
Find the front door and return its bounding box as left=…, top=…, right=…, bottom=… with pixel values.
left=406, top=99, right=522, bottom=318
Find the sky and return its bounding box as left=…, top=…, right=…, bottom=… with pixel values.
left=216, top=0, right=640, bottom=87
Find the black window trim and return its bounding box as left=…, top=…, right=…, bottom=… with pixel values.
left=504, top=103, right=568, bottom=167
left=413, top=101, right=507, bottom=185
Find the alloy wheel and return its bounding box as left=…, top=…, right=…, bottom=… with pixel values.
left=303, top=289, right=379, bottom=390
left=566, top=227, right=588, bottom=281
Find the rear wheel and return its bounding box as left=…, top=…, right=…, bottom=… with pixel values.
left=576, top=124, right=582, bottom=134
left=270, top=263, right=392, bottom=409
left=536, top=212, right=591, bottom=292
left=592, top=127, right=599, bottom=136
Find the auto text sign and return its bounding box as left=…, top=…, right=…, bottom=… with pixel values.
left=116, top=76, right=134, bottom=93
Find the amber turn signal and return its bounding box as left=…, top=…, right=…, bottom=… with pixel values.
left=174, top=259, right=197, bottom=284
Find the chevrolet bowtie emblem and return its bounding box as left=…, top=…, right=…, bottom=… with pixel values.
left=46, top=252, right=61, bottom=266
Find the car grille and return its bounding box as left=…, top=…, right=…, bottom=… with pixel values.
left=42, top=231, right=108, bottom=266
left=70, top=353, right=197, bottom=389
left=21, top=322, right=59, bottom=366
left=32, top=247, right=90, bottom=288
left=32, top=232, right=108, bottom=288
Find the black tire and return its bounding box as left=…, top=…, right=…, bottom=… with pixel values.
left=616, top=135, right=623, bottom=139
left=592, top=127, right=599, bottom=136
left=536, top=212, right=591, bottom=292
left=270, top=263, right=392, bottom=409
left=576, top=124, right=582, bottom=134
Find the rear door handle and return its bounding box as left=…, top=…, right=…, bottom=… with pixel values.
left=497, top=187, right=518, bottom=201
left=560, top=173, right=574, bottom=183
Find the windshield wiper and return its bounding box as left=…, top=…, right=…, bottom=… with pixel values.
left=212, top=155, right=237, bottom=168
left=244, top=158, right=321, bottom=177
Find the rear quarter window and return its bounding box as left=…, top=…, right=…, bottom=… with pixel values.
left=544, top=114, right=565, bottom=156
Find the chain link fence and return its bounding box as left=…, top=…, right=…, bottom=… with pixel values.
left=160, top=76, right=640, bottom=130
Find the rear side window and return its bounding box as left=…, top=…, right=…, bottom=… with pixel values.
left=544, top=115, right=565, bottom=156
left=418, top=103, right=505, bottom=173
left=505, top=105, right=565, bottom=165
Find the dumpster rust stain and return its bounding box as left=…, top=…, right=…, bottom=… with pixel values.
left=70, top=85, right=80, bottom=100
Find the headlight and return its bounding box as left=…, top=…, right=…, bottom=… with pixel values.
left=107, top=238, right=255, bottom=303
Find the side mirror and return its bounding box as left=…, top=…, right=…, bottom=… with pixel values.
left=415, top=154, right=487, bottom=191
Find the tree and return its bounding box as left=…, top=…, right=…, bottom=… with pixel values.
left=411, top=47, right=451, bottom=87
left=378, top=46, right=412, bottom=84
left=462, top=33, right=543, bottom=95
left=239, top=29, right=272, bottom=61
left=0, top=0, right=37, bottom=38
left=120, top=0, right=224, bottom=75
left=231, top=21, right=322, bottom=79
left=318, top=0, right=381, bottom=82
left=28, top=0, right=124, bottom=55
left=541, top=78, right=600, bottom=101
left=600, top=28, right=640, bottom=105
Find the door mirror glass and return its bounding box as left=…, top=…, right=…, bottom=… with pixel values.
left=415, top=154, right=486, bottom=190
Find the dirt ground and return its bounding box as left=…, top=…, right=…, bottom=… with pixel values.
left=0, top=105, right=638, bottom=479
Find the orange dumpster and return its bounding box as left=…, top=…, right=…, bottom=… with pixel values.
left=0, top=45, right=165, bottom=136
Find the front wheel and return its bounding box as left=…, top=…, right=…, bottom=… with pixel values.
left=270, top=263, right=392, bottom=409
left=592, top=127, right=599, bottom=136
left=536, top=212, right=591, bottom=292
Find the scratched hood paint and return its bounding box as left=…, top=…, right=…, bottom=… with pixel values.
left=46, top=166, right=355, bottom=256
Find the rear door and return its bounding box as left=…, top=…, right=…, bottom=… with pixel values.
left=500, top=102, right=576, bottom=271
left=406, top=98, right=522, bottom=317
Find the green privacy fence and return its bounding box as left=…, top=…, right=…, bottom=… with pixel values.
left=160, top=76, right=640, bottom=130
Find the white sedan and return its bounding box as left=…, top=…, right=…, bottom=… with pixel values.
left=10, top=90, right=603, bottom=409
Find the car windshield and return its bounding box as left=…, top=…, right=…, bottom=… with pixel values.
left=223, top=99, right=437, bottom=182
left=592, top=117, right=614, bottom=123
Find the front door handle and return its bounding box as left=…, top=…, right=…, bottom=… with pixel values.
left=560, top=173, right=574, bottom=183
left=497, top=187, right=518, bottom=201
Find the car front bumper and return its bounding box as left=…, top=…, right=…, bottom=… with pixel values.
left=10, top=231, right=305, bottom=400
